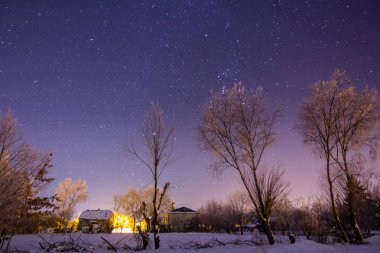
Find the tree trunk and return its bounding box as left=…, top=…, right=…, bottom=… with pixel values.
left=145, top=218, right=151, bottom=233
left=153, top=163, right=160, bottom=249
left=153, top=225, right=159, bottom=249
left=347, top=176, right=364, bottom=242
left=152, top=206, right=159, bottom=249
left=239, top=169, right=276, bottom=245
left=261, top=218, right=275, bottom=245
left=326, top=155, right=349, bottom=242
left=351, top=218, right=364, bottom=243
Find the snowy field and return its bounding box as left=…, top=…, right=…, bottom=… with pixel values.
left=8, top=232, right=380, bottom=253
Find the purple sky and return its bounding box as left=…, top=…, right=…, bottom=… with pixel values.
left=0, top=0, right=379, bottom=214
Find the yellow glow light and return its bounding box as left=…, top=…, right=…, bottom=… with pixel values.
left=111, top=212, right=147, bottom=234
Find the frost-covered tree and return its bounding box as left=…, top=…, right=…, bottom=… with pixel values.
left=297, top=69, right=380, bottom=242
left=55, top=178, right=88, bottom=227
left=297, top=71, right=349, bottom=241
left=0, top=111, right=56, bottom=233
left=199, top=84, right=288, bottom=245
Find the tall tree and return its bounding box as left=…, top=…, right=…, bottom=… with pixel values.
left=199, top=84, right=288, bottom=245
left=55, top=178, right=89, bottom=228
left=330, top=70, right=379, bottom=242
left=297, top=69, right=380, bottom=242
left=297, top=72, right=349, bottom=242
left=0, top=111, right=56, bottom=233
left=129, top=102, right=173, bottom=249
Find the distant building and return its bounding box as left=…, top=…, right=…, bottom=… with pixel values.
left=164, top=207, right=196, bottom=232
left=78, top=209, right=113, bottom=233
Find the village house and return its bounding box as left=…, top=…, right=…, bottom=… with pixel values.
left=164, top=206, right=196, bottom=232
left=78, top=209, right=113, bottom=233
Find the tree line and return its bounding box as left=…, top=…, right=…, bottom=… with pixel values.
left=192, top=187, right=380, bottom=243
left=0, top=69, right=379, bottom=249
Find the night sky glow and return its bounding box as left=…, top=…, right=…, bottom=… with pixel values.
left=1, top=1, right=379, bottom=213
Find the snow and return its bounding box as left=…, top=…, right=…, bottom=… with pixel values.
left=79, top=209, right=113, bottom=220
left=8, top=232, right=380, bottom=253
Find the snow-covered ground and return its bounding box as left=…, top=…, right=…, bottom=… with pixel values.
left=8, top=232, right=380, bottom=253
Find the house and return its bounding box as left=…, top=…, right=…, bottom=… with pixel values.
left=164, top=206, right=196, bottom=232
left=78, top=209, right=113, bottom=233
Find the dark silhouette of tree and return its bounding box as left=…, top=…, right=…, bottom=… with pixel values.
left=129, top=102, right=173, bottom=249
left=226, top=190, right=251, bottom=235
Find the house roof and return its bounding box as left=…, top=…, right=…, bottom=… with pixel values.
left=79, top=209, right=113, bottom=220
left=171, top=206, right=196, bottom=213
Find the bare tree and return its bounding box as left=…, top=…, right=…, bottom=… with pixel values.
left=199, top=84, right=288, bottom=245
left=288, top=197, right=332, bottom=242
left=55, top=178, right=89, bottom=228
left=129, top=102, right=173, bottom=249
left=297, top=69, right=380, bottom=242
left=120, top=188, right=142, bottom=232
left=197, top=200, right=230, bottom=233
left=297, top=72, right=349, bottom=241
left=330, top=70, right=379, bottom=242
left=270, top=196, right=293, bottom=233
left=0, top=111, right=56, bottom=233
left=226, top=190, right=251, bottom=235
left=111, top=194, right=122, bottom=213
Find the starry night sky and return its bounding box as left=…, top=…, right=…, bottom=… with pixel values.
left=1, top=0, right=380, bottom=213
